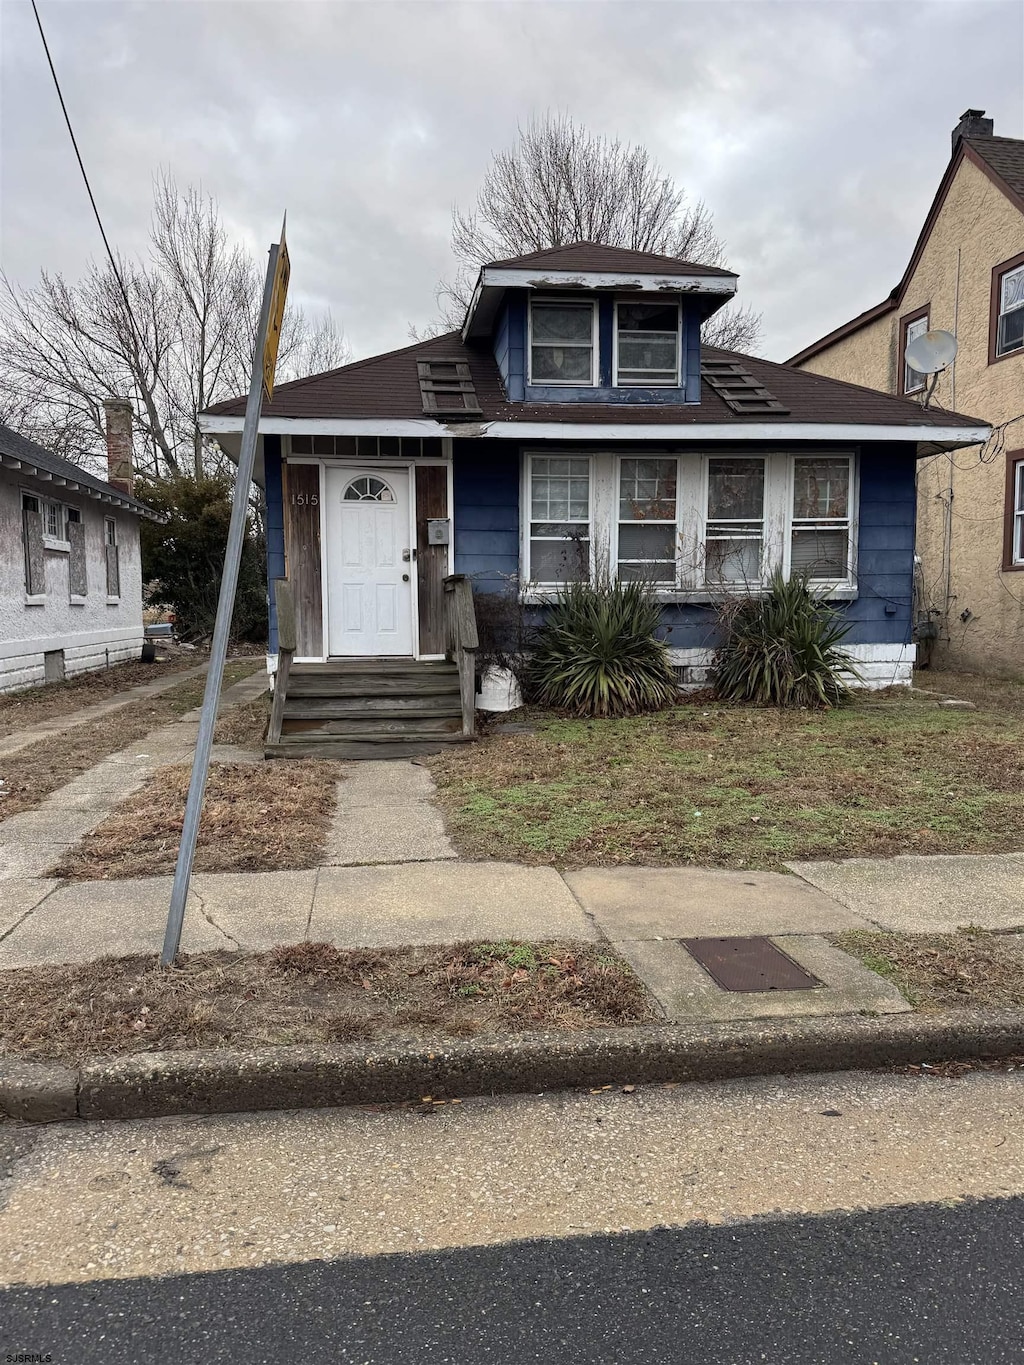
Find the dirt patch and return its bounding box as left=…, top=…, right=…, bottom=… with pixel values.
left=213, top=693, right=270, bottom=748
left=0, top=940, right=657, bottom=1066
left=428, top=671, right=1024, bottom=869
left=51, top=759, right=340, bottom=879
left=0, top=654, right=205, bottom=737
left=835, top=929, right=1024, bottom=1010
left=0, top=660, right=264, bottom=824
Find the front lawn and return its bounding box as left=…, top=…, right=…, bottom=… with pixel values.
left=427, top=671, right=1024, bottom=869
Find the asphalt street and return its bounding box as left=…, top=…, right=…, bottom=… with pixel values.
left=3, top=1067, right=1024, bottom=1363
left=3, top=1195, right=1024, bottom=1364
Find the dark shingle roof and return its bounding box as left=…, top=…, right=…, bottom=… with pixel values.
left=205, top=331, right=986, bottom=432
left=484, top=241, right=737, bottom=279
left=966, top=135, right=1024, bottom=201
left=0, top=423, right=162, bottom=519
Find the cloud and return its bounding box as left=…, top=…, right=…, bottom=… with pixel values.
left=2, top=0, right=1021, bottom=363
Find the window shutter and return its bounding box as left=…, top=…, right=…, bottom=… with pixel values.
left=106, top=542, right=120, bottom=597
left=68, top=520, right=87, bottom=596
left=23, top=508, right=44, bottom=595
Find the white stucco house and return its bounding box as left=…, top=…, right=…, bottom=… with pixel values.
left=0, top=400, right=164, bottom=693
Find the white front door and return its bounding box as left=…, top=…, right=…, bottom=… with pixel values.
left=325, top=466, right=414, bottom=656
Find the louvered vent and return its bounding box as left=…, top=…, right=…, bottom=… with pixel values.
left=701, top=360, right=790, bottom=415
left=417, top=359, right=482, bottom=416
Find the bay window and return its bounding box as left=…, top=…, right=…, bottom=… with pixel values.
left=528, top=455, right=591, bottom=584
left=617, top=458, right=678, bottom=582
left=791, top=457, right=852, bottom=582
left=705, top=457, right=765, bottom=586
left=615, top=302, right=681, bottom=385
left=529, top=301, right=596, bottom=385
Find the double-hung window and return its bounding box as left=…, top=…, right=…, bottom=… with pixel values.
left=615, top=302, right=680, bottom=385
left=705, top=458, right=766, bottom=586
left=994, top=260, right=1024, bottom=360
left=791, top=457, right=852, bottom=582
left=528, top=456, right=591, bottom=584
left=529, top=301, right=596, bottom=385
left=902, top=313, right=929, bottom=394
left=1010, top=456, right=1024, bottom=568
left=617, top=458, right=678, bottom=583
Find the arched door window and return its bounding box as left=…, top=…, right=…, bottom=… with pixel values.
left=343, top=476, right=395, bottom=502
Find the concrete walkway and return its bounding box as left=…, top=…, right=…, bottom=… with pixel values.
left=321, top=761, right=455, bottom=866
left=0, top=661, right=210, bottom=759
left=0, top=669, right=269, bottom=880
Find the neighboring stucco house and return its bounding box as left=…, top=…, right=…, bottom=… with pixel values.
left=788, top=110, right=1024, bottom=673
left=0, top=401, right=162, bottom=692
left=202, top=242, right=988, bottom=758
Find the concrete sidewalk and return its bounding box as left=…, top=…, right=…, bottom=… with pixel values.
left=0, top=858, right=915, bottom=1025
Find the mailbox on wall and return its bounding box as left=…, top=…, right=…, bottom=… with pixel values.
left=427, top=518, right=451, bottom=545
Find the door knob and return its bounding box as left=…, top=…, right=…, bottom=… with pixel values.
left=402, top=573, right=410, bottom=582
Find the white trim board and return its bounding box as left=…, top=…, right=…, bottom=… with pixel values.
left=201, top=414, right=990, bottom=449
left=480, top=267, right=737, bottom=294
left=0, top=624, right=142, bottom=663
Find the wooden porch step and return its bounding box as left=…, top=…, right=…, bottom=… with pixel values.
left=283, top=697, right=462, bottom=720
left=289, top=661, right=457, bottom=677
left=265, top=733, right=471, bottom=761
left=281, top=714, right=463, bottom=737
left=286, top=675, right=460, bottom=698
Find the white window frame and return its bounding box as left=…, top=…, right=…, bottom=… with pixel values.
left=903, top=313, right=929, bottom=394
left=785, top=453, right=858, bottom=591
left=1012, top=458, right=1024, bottom=567
left=523, top=452, right=595, bottom=587
left=527, top=298, right=598, bottom=388
left=39, top=496, right=75, bottom=552
left=614, top=455, right=681, bottom=587
left=613, top=299, right=682, bottom=388
left=520, top=450, right=859, bottom=602
left=996, top=263, right=1024, bottom=359
left=701, top=455, right=768, bottom=589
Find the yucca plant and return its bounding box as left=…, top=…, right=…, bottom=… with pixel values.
left=712, top=569, right=857, bottom=708
left=525, top=578, right=678, bottom=717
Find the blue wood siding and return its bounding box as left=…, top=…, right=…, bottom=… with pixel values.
left=453, top=439, right=520, bottom=593
left=264, top=435, right=284, bottom=655
left=449, top=440, right=918, bottom=652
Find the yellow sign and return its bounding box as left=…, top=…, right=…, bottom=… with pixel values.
left=262, top=220, right=291, bottom=401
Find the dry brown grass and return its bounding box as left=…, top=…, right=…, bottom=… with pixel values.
left=0, top=660, right=264, bottom=824
left=836, top=929, right=1024, bottom=1010
left=0, top=655, right=205, bottom=737
left=0, top=939, right=657, bottom=1066
left=213, top=693, right=270, bottom=748
left=427, top=672, right=1024, bottom=869
left=51, top=759, right=340, bottom=879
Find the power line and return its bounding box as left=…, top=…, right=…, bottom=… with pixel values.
left=30, top=0, right=145, bottom=354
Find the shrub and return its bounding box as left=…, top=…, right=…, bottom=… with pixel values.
left=711, top=570, right=856, bottom=708
left=137, top=473, right=267, bottom=642
left=525, top=579, right=677, bottom=717
left=472, top=580, right=535, bottom=686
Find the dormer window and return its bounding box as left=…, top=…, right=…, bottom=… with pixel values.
left=614, top=301, right=680, bottom=386
left=528, top=300, right=596, bottom=385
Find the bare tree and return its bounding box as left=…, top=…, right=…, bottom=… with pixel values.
left=431, top=113, right=761, bottom=353
left=0, top=173, right=349, bottom=478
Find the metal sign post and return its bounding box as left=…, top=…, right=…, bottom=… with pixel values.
left=161, top=221, right=289, bottom=967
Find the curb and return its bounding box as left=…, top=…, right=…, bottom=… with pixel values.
left=4, top=1009, right=1024, bottom=1124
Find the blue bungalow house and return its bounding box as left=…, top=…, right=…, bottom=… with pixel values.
left=202, top=242, right=989, bottom=757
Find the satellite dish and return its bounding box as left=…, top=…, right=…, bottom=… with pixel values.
left=905, top=329, right=958, bottom=375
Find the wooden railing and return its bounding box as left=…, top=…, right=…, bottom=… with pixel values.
left=443, top=574, right=479, bottom=737
left=267, top=578, right=296, bottom=747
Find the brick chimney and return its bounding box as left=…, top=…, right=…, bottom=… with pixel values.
left=952, top=108, right=994, bottom=153
left=103, top=398, right=134, bottom=497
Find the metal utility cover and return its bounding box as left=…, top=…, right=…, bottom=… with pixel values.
left=681, top=936, right=822, bottom=993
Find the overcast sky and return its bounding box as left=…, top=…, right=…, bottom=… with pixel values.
left=2, top=0, right=1022, bottom=369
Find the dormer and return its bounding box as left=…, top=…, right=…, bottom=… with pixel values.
left=461, top=242, right=737, bottom=405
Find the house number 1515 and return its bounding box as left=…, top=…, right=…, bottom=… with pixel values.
left=291, top=493, right=318, bottom=506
